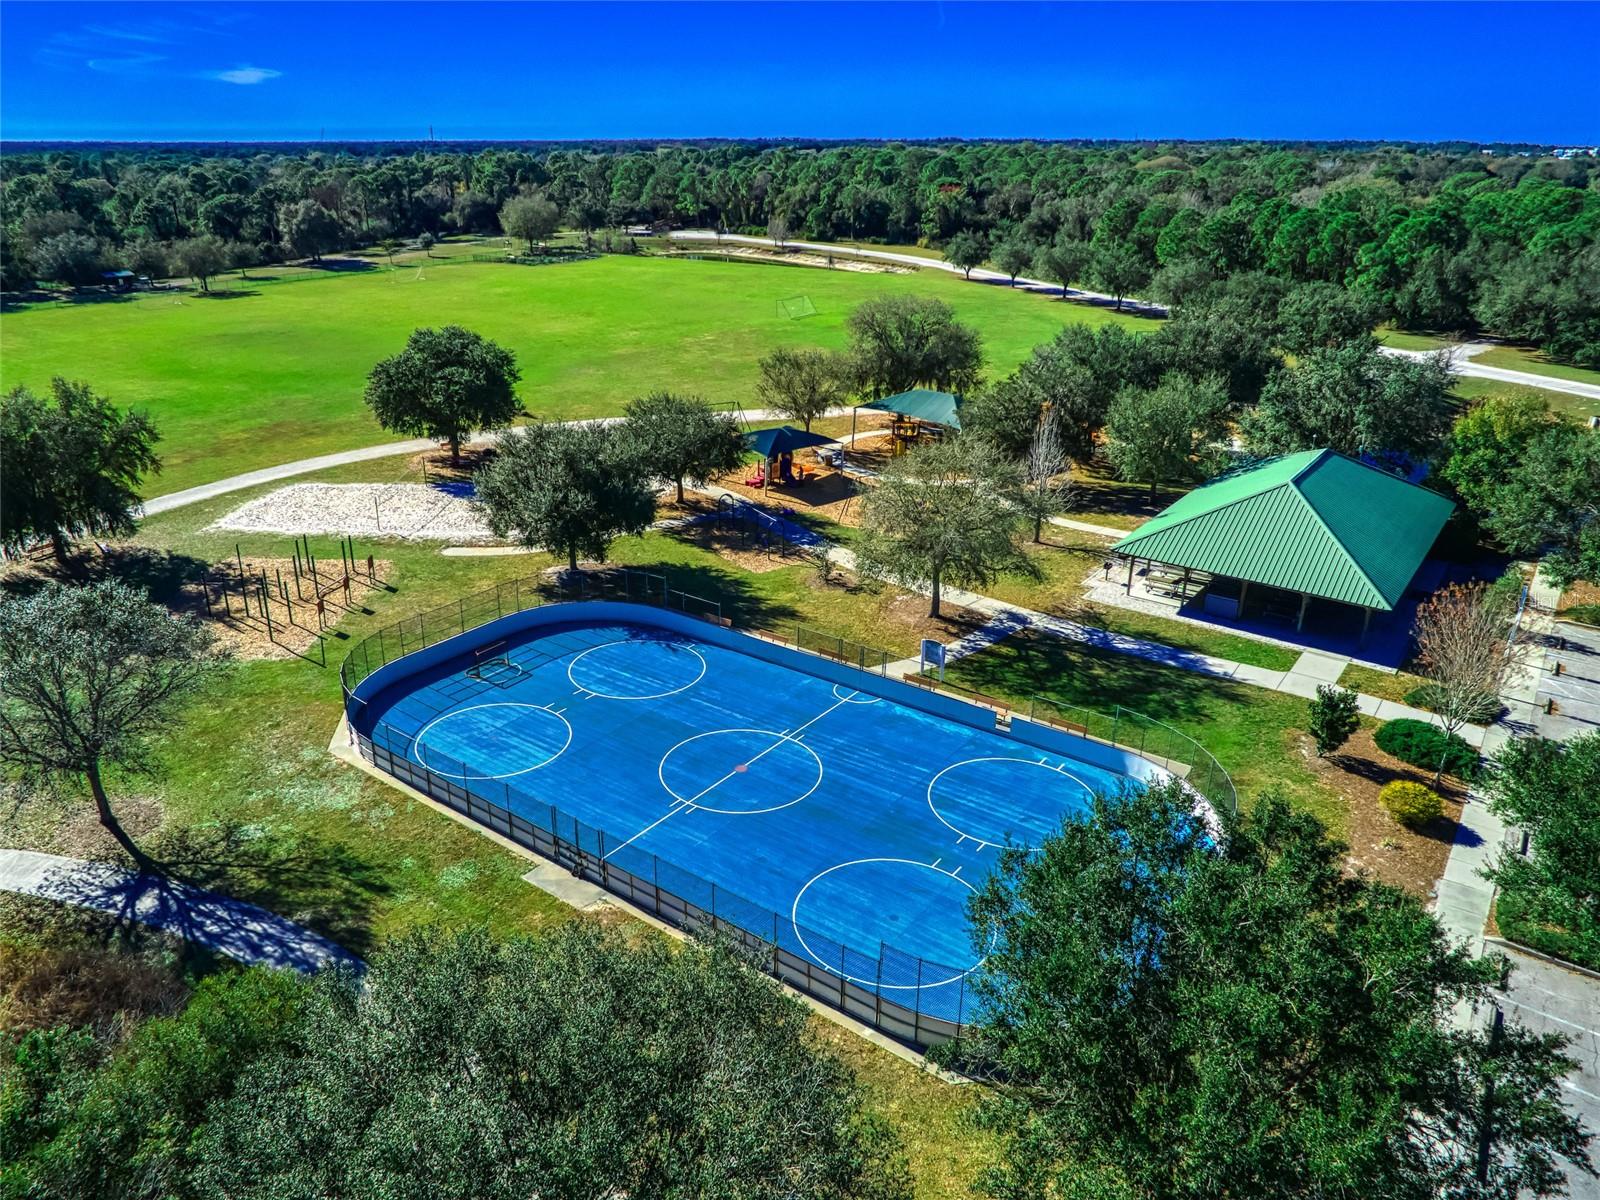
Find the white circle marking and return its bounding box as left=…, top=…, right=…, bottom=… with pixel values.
left=566, top=639, right=707, bottom=701
left=658, top=727, right=824, bottom=814
left=926, top=756, right=1097, bottom=850
left=790, top=857, right=983, bottom=989
left=413, top=702, right=572, bottom=781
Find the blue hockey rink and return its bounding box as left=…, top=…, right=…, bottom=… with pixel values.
left=356, top=618, right=1144, bottom=1020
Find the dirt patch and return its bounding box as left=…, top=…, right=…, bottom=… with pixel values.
left=868, top=589, right=990, bottom=647
left=1558, top=579, right=1600, bottom=616
left=669, top=523, right=807, bottom=574
left=665, top=244, right=909, bottom=274
left=175, top=555, right=396, bottom=661
left=709, top=469, right=869, bottom=528
left=1, top=785, right=165, bottom=860
left=1297, top=727, right=1468, bottom=898
left=404, top=441, right=497, bottom=483
left=0, top=544, right=393, bottom=662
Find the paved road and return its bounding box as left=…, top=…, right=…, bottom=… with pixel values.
left=672, top=232, right=1600, bottom=402
left=0, top=848, right=360, bottom=974
left=668, top=230, right=1169, bottom=317
left=1492, top=944, right=1600, bottom=1197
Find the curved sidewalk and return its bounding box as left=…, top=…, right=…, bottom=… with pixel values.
left=0, top=847, right=360, bottom=974
left=140, top=406, right=851, bottom=517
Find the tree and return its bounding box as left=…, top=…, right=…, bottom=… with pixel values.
left=0, top=581, right=227, bottom=867
left=755, top=346, right=851, bottom=432
left=475, top=421, right=654, bottom=572
left=855, top=438, right=1037, bottom=617
left=619, top=391, right=744, bottom=504
left=193, top=925, right=909, bottom=1199
left=3, top=970, right=305, bottom=1198
left=948, top=782, right=1592, bottom=1200
left=32, top=231, right=104, bottom=289
left=965, top=324, right=1149, bottom=462
left=417, top=231, right=436, bottom=256
left=278, top=199, right=342, bottom=262
left=767, top=211, right=790, bottom=248
left=1483, top=732, right=1600, bottom=970
left=1275, top=281, right=1380, bottom=353
left=1103, top=374, right=1229, bottom=496
left=1090, top=239, right=1151, bottom=310
left=171, top=235, right=228, bottom=293
left=1441, top=389, right=1552, bottom=517
left=1034, top=237, right=1090, bottom=300
left=1308, top=683, right=1360, bottom=756
left=1479, top=422, right=1600, bottom=588
left=1018, top=408, right=1075, bottom=542
left=944, top=230, right=988, bottom=279
left=0, top=379, right=161, bottom=562
left=1245, top=338, right=1455, bottom=466
left=1413, top=581, right=1519, bottom=750
left=845, top=294, right=983, bottom=400
left=363, top=325, right=522, bottom=464
left=498, top=192, right=560, bottom=253
left=993, top=235, right=1035, bottom=286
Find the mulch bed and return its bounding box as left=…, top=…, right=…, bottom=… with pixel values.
left=1297, top=726, right=1469, bottom=899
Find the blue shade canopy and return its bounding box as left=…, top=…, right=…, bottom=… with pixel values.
left=855, top=389, right=962, bottom=429
left=742, top=425, right=839, bottom=458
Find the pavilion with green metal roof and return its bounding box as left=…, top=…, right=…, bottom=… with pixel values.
left=1110, top=449, right=1455, bottom=638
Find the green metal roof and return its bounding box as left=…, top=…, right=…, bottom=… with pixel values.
left=1110, top=450, right=1454, bottom=610
left=856, top=389, right=962, bottom=429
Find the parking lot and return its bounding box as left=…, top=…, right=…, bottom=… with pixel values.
left=1537, top=621, right=1600, bottom=740
left=1497, top=945, right=1600, bottom=1196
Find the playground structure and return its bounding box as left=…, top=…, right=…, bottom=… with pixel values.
left=197, top=534, right=386, bottom=662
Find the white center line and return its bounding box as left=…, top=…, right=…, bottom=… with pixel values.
left=603, top=691, right=855, bottom=861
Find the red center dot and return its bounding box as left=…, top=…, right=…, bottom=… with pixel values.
left=733, top=763, right=748, bottom=772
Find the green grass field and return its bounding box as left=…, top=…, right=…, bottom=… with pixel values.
left=1, top=254, right=1157, bottom=496
left=1452, top=376, right=1599, bottom=422
left=1470, top=344, right=1600, bottom=387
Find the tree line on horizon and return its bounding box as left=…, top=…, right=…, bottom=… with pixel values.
left=1, top=140, right=1595, bottom=364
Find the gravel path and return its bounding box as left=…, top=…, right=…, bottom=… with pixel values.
left=213, top=482, right=497, bottom=542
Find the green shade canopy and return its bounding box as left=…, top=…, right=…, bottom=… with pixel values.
left=856, top=389, right=963, bottom=430
left=742, top=425, right=838, bottom=459
left=1111, top=449, right=1455, bottom=611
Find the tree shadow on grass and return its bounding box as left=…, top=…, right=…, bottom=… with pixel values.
left=545, top=558, right=804, bottom=633
left=3, top=821, right=387, bottom=971
left=948, top=629, right=1247, bottom=729
left=0, top=545, right=214, bottom=602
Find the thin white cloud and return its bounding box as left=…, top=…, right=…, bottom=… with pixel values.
left=208, top=65, right=282, bottom=86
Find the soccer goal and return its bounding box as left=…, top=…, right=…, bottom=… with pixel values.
left=467, top=640, right=522, bottom=687
left=776, top=294, right=817, bottom=320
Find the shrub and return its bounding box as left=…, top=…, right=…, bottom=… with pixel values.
left=1307, top=684, right=1360, bottom=756
left=1402, top=682, right=1502, bottom=725
left=1380, top=780, right=1444, bottom=828
left=1561, top=603, right=1600, bottom=628
left=1374, top=718, right=1479, bottom=779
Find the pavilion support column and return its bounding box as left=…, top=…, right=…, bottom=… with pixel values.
left=1125, top=556, right=1135, bottom=594
left=1238, top=579, right=1251, bottom=616
left=1359, top=607, right=1372, bottom=646
left=1296, top=592, right=1311, bottom=632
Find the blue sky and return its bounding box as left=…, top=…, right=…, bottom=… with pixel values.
left=2, top=1, right=1594, bottom=144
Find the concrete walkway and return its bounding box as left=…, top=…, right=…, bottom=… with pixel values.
left=0, top=848, right=360, bottom=974
left=821, top=545, right=1488, bottom=746
left=140, top=406, right=854, bottom=517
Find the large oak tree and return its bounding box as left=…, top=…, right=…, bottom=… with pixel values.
left=948, top=781, right=1592, bottom=1200
left=363, top=325, right=522, bottom=464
